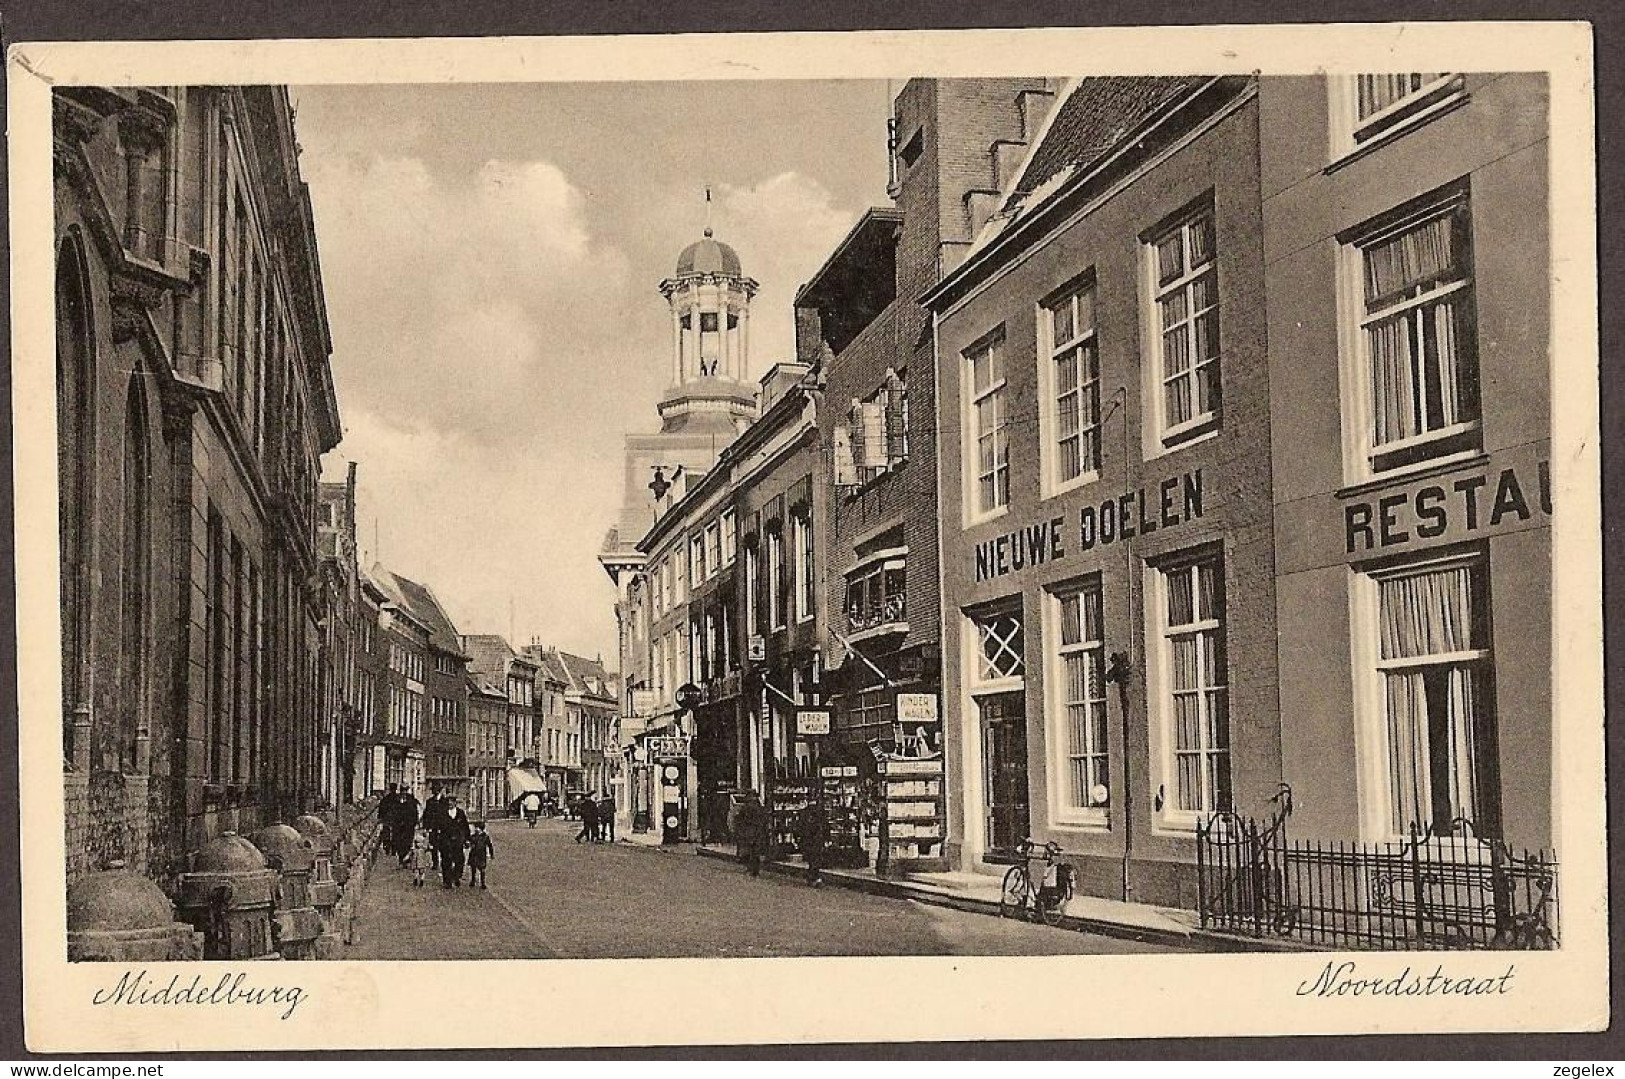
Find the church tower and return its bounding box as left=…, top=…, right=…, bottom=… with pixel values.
left=654, top=228, right=758, bottom=435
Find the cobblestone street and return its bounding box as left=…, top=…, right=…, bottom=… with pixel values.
left=346, top=818, right=1186, bottom=959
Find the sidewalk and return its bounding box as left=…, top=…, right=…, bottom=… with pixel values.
left=630, top=835, right=1299, bottom=952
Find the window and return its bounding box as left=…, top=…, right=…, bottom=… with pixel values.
left=745, top=543, right=760, bottom=636
left=794, top=514, right=815, bottom=623
left=889, top=370, right=910, bottom=464
left=1350, top=190, right=1479, bottom=473
left=721, top=510, right=737, bottom=565
left=706, top=523, right=722, bottom=578
left=768, top=526, right=785, bottom=631
left=965, top=331, right=1010, bottom=518
left=691, top=534, right=705, bottom=588
left=845, top=557, right=906, bottom=635
left=1050, top=584, right=1110, bottom=820
left=1368, top=556, right=1493, bottom=837
left=972, top=607, right=1025, bottom=685
left=1352, top=74, right=1462, bottom=146
left=1149, top=209, right=1219, bottom=443
left=1154, top=556, right=1229, bottom=819
left=1042, top=281, right=1100, bottom=490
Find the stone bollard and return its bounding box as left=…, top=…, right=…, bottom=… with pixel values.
left=176, top=833, right=279, bottom=960
left=292, top=815, right=343, bottom=958
left=249, top=824, right=323, bottom=960
left=67, top=861, right=203, bottom=962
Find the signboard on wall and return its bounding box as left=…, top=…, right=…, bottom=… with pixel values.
left=646, top=735, right=691, bottom=759
left=631, top=689, right=658, bottom=717
left=748, top=635, right=766, bottom=661
left=796, top=709, right=832, bottom=737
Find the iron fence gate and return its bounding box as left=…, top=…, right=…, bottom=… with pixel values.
left=1196, top=789, right=1557, bottom=950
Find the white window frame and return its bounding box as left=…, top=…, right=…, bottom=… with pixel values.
left=1329, top=74, right=1467, bottom=162
left=1044, top=581, right=1111, bottom=829
left=744, top=542, right=759, bottom=635
left=794, top=514, right=815, bottom=624
left=1143, top=207, right=1221, bottom=454
left=962, top=328, right=1011, bottom=525
left=690, top=534, right=705, bottom=588
left=1337, top=189, right=1482, bottom=485
left=706, top=523, right=722, bottom=579
left=1145, top=553, right=1229, bottom=832
left=1038, top=279, right=1102, bottom=498
left=721, top=510, right=737, bottom=565
left=769, top=527, right=786, bottom=632
left=1349, top=549, right=1493, bottom=844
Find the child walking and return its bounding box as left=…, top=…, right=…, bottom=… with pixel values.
left=467, top=821, right=495, bottom=890
left=410, top=827, right=433, bottom=888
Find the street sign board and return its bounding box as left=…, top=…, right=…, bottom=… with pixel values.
left=896, top=692, right=938, bottom=722
left=747, top=635, right=766, bottom=661
left=795, top=709, right=832, bottom=737
left=631, top=689, right=658, bottom=716
left=646, top=735, right=691, bottom=758
left=675, top=683, right=704, bottom=712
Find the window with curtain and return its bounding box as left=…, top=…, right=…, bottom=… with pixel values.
left=1356, top=192, right=1479, bottom=470
left=1161, top=556, right=1229, bottom=816
left=1374, top=557, right=1492, bottom=836
left=1053, top=585, right=1109, bottom=814
left=1353, top=74, right=1460, bottom=144
left=966, top=332, right=1009, bottom=516
left=1044, top=282, right=1100, bottom=487
left=1151, top=209, right=1220, bottom=441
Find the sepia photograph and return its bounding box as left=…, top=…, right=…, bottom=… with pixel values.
left=11, top=23, right=1605, bottom=1052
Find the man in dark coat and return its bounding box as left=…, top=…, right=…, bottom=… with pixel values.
left=421, top=786, right=448, bottom=869
left=379, top=785, right=402, bottom=862
left=734, top=790, right=770, bottom=878
left=575, top=794, right=600, bottom=844
left=437, top=795, right=473, bottom=888
left=597, top=792, right=617, bottom=843
left=794, top=796, right=829, bottom=887
left=395, top=785, right=421, bottom=867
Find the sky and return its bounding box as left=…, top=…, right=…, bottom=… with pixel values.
left=293, top=80, right=892, bottom=661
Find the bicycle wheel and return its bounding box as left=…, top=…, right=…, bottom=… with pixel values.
left=999, top=865, right=1027, bottom=918
left=1040, top=878, right=1071, bottom=927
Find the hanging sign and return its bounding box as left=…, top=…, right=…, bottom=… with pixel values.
left=796, top=709, right=832, bottom=737
left=646, top=735, right=691, bottom=758
left=631, top=689, right=658, bottom=717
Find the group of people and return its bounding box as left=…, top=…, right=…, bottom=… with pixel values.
left=731, top=789, right=827, bottom=887
left=378, top=783, right=495, bottom=890
left=572, top=791, right=618, bottom=844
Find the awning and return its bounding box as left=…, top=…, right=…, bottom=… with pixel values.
left=505, top=765, right=546, bottom=801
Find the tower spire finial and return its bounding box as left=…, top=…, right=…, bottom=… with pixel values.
left=703, top=185, right=713, bottom=238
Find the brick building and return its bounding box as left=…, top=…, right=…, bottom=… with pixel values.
left=55, top=85, right=341, bottom=890
left=1259, top=73, right=1553, bottom=850
left=801, top=79, right=1062, bottom=800
left=373, top=569, right=471, bottom=800
left=351, top=574, right=386, bottom=798
left=370, top=568, right=431, bottom=798
left=924, top=75, right=1274, bottom=907
left=317, top=462, right=362, bottom=809
left=463, top=635, right=549, bottom=803
left=465, top=676, right=510, bottom=818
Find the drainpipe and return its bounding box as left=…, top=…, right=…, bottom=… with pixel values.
left=1103, top=386, right=1136, bottom=902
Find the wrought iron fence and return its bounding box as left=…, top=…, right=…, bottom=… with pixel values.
left=1196, top=789, right=1558, bottom=951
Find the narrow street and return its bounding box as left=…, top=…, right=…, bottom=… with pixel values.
left=346, top=818, right=1186, bottom=959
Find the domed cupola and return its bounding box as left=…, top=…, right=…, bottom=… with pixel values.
left=675, top=229, right=743, bottom=277
left=655, top=210, right=759, bottom=435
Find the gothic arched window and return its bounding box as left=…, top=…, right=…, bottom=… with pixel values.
left=117, top=375, right=151, bottom=773
left=55, top=235, right=95, bottom=765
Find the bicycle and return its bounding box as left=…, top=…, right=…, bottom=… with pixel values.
left=999, top=838, right=1075, bottom=926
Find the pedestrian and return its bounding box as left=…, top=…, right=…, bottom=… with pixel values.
left=378, top=784, right=401, bottom=864
left=734, top=789, right=770, bottom=878
left=396, top=785, right=421, bottom=867
left=794, top=796, right=829, bottom=888
left=597, top=792, right=616, bottom=843
left=421, top=785, right=448, bottom=869
left=467, top=821, right=495, bottom=890
left=521, top=791, right=542, bottom=828
left=410, top=827, right=433, bottom=888
left=437, top=795, right=472, bottom=888
left=575, top=793, right=599, bottom=844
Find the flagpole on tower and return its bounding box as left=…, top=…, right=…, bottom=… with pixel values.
left=704, top=184, right=713, bottom=237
